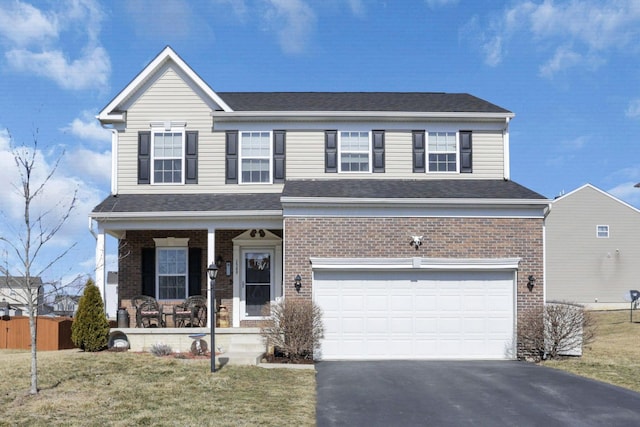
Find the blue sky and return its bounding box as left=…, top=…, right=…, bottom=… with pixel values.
left=0, top=0, right=639, bottom=288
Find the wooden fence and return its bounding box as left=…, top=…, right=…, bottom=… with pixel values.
left=0, top=316, right=75, bottom=350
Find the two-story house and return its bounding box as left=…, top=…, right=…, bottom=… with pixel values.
left=90, top=46, right=548, bottom=360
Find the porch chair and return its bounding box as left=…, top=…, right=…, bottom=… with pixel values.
left=173, top=295, right=207, bottom=327
left=131, top=295, right=164, bottom=328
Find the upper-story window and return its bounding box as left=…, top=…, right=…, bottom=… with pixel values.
left=152, top=130, right=184, bottom=184
left=596, top=225, right=609, bottom=238
left=339, top=131, right=371, bottom=172
left=240, top=131, right=272, bottom=183
left=428, top=131, right=457, bottom=172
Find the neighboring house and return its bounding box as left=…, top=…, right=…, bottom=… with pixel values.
left=90, top=46, right=548, bottom=360
left=0, top=276, right=44, bottom=316
left=52, top=294, right=80, bottom=317
left=546, top=184, right=640, bottom=309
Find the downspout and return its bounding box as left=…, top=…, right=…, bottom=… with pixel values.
left=99, top=121, right=119, bottom=195
left=503, top=117, right=511, bottom=180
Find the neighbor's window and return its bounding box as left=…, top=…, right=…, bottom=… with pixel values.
left=596, top=225, right=609, bottom=238
left=240, top=131, right=271, bottom=183
left=340, top=131, right=370, bottom=172
left=152, top=130, right=184, bottom=183
left=428, top=131, right=457, bottom=172
left=156, top=248, right=188, bottom=299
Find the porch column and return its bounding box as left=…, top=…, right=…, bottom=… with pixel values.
left=207, top=228, right=216, bottom=330
left=95, top=225, right=106, bottom=306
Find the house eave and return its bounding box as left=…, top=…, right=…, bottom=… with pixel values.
left=211, top=111, right=515, bottom=122
left=90, top=210, right=283, bottom=220
left=280, top=196, right=549, bottom=207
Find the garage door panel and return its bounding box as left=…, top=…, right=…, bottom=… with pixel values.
left=314, top=269, right=515, bottom=360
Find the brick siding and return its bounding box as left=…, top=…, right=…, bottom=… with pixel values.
left=283, top=216, right=544, bottom=357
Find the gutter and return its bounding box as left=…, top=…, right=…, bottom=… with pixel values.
left=211, top=110, right=515, bottom=122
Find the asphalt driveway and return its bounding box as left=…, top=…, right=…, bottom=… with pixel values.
left=316, top=361, right=640, bottom=426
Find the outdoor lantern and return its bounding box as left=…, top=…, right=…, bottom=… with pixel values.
left=527, top=275, right=536, bottom=292
left=207, top=263, right=219, bottom=280
left=294, top=274, right=302, bottom=292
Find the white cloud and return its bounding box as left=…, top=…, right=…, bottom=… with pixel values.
left=539, top=46, right=583, bottom=78
left=347, top=0, right=365, bottom=17
left=6, top=46, right=110, bottom=91
left=0, top=1, right=58, bottom=46
left=263, top=0, right=316, bottom=54
left=476, top=0, right=640, bottom=77
left=608, top=181, right=640, bottom=209
left=0, top=0, right=110, bottom=91
left=626, top=99, right=640, bottom=119
left=61, top=111, right=111, bottom=144
left=425, top=0, right=459, bottom=8
left=64, top=148, right=111, bottom=186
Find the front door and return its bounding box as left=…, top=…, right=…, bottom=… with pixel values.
left=241, top=249, right=274, bottom=318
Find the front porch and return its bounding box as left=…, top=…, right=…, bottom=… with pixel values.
left=109, top=327, right=266, bottom=366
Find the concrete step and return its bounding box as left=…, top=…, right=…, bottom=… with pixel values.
left=216, top=351, right=264, bottom=367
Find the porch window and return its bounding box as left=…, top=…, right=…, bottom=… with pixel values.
left=339, top=131, right=371, bottom=172
left=156, top=248, right=188, bottom=299
left=152, top=130, right=184, bottom=184
left=428, top=131, right=457, bottom=172
left=240, top=131, right=271, bottom=183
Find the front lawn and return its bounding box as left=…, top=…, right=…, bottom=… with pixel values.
left=543, top=309, right=640, bottom=393
left=0, top=350, right=315, bottom=426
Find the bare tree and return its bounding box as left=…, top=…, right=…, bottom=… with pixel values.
left=518, top=301, right=596, bottom=361
left=0, top=135, right=77, bottom=395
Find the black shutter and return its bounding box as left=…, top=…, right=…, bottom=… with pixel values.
left=141, top=248, right=155, bottom=297
left=188, top=248, right=202, bottom=296
left=325, top=130, right=337, bottom=173
left=372, top=130, right=385, bottom=173
left=185, top=131, right=198, bottom=184
left=412, top=131, right=425, bottom=173
left=138, top=131, right=151, bottom=184
left=273, top=130, right=286, bottom=183
left=460, top=131, right=472, bottom=173
left=226, top=131, right=238, bottom=184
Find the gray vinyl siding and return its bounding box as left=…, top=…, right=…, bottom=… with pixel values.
left=286, top=130, right=505, bottom=179
left=546, top=186, right=640, bottom=305
left=114, top=65, right=506, bottom=192
left=116, top=66, right=282, bottom=194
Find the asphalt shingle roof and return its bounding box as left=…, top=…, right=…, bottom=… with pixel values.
left=91, top=193, right=282, bottom=213
left=91, top=180, right=545, bottom=215
left=218, top=92, right=511, bottom=114
left=282, top=179, right=546, bottom=200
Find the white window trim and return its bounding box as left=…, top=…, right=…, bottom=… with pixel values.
left=596, top=225, right=610, bottom=238
left=239, top=131, right=273, bottom=184
left=150, top=124, right=186, bottom=185
left=153, top=237, right=190, bottom=300
left=426, top=130, right=459, bottom=174
left=338, top=130, right=372, bottom=173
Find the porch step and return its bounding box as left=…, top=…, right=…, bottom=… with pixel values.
left=216, top=351, right=264, bottom=367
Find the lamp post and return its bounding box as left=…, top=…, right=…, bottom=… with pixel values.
left=207, top=262, right=219, bottom=373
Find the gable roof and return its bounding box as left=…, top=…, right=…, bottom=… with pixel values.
left=218, top=92, right=511, bottom=114
left=98, top=46, right=232, bottom=123
left=552, top=184, right=640, bottom=215
left=98, top=46, right=514, bottom=124
left=1, top=276, right=43, bottom=289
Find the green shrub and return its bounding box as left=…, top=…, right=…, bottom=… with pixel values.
left=71, top=279, right=110, bottom=352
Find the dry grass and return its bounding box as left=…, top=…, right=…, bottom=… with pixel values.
left=0, top=350, right=315, bottom=426
left=543, top=310, right=640, bottom=392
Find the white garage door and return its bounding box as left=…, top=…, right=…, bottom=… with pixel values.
left=314, top=269, right=515, bottom=360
